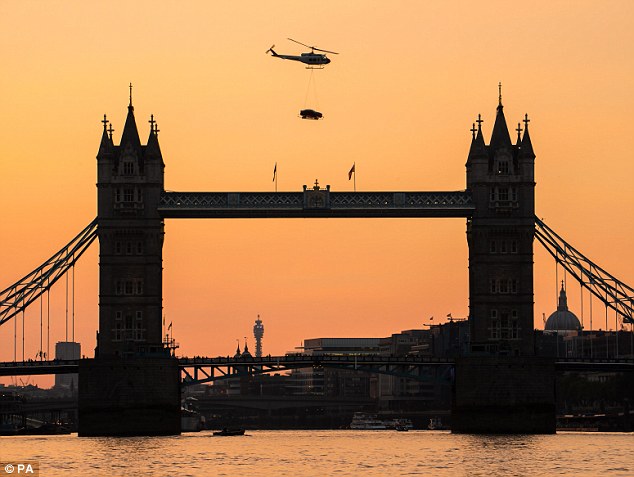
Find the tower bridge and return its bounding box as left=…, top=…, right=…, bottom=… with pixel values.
left=1, top=92, right=633, bottom=436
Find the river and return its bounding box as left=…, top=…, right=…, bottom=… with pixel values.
left=1, top=430, right=631, bottom=476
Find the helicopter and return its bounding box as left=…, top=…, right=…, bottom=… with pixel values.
left=266, top=38, right=338, bottom=68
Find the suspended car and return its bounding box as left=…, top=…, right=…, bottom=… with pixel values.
left=300, top=109, right=323, bottom=120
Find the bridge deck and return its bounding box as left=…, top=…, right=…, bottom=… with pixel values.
left=158, top=191, right=475, bottom=218
left=1, top=356, right=631, bottom=378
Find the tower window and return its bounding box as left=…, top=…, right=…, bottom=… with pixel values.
left=114, top=322, right=122, bottom=341
left=123, top=188, right=134, bottom=202
left=115, top=241, right=122, bottom=255
left=490, top=240, right=496, bottom=253
left=498, top=188, right=509, bottom=201
left=490, top=279, right=497, bottom=294
left=498, top=161, right=509, bottom=174
left=123, top=162, right=134, bottom=175
left=499, top=280, right=509, bottom=294
left=490, top=309, right=500, bottom=339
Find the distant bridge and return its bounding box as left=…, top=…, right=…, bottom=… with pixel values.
left=1, top=356, right=631, bottom=386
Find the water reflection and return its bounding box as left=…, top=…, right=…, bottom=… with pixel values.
left=0, top=431, right=631, bottom=477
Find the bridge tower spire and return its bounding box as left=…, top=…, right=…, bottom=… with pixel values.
left=465, top=93, right=536, bottom=356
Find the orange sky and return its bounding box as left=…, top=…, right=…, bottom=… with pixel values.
left=1, top=1, right=633, bottom=385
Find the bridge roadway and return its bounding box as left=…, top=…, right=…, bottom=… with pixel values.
left=157, top=190, right=475, bottom=218
left=1, top=356, right=632, bottom=384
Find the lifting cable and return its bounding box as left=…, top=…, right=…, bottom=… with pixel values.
left=303, top=68, right=320, bottom=110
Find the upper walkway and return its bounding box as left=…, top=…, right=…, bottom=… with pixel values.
left=158, top=190, right=475, bottom=218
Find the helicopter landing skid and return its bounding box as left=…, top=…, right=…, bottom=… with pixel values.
left=305, top=66, right=325, bottom=70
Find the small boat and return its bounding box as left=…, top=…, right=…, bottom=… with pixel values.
left=387, top=418, right=414, bottom=431
left=428, top=417, right=444, bottom=430
left=350, top=412, right=387, bottom=430
left=213, top=428, right=245, bottom=436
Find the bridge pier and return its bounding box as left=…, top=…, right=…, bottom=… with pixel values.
left=452, top=356, right=556, bottom=434
left=78, top=358, right=180, bottom=436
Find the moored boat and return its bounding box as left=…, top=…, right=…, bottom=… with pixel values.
left=213, top=428, right=245, bottom=436
left=428, top=417, right=445, bottom=430
left=350, top=412, right=387, bottom=430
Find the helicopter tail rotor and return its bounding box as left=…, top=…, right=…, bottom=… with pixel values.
left=266, top=45, right=277, bottom=56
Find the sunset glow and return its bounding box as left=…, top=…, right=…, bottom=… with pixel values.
left=1, top=1, right=633, bottom=386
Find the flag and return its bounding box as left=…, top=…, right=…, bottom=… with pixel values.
left=168, top=322, right=172, bottom=331
left=429, top=316, right=434, bottom=321
left=272, top=162, right=277, bottom=182
left=348, top=163, right=355, bottom=180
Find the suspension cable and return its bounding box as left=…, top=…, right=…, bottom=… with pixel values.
left=72, top=263, right=75, bottom=343
left=0, top=218, right=97, bottom=327
left=580, top=283, right=584, bottom=356
left=65, top=271, right=69, bottom=343
left=22, top=309, right=25, bottom=362
left=535, top=216, right=633, bottom=325
left=47, top=284, right=50, bottom=360
left=40, top=290, right=43, bottom=361
left=14, top=307, right=17, bottom=362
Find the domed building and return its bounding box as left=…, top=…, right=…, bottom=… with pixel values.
left=545, top=282, right=581, bottom=332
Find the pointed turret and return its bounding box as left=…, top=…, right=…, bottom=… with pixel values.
left=234, top=342, right=241, bottom=358
left=466, top=114, right=488, bottom=187
left=557, top=281, right=569, bottom=311
left=242, top=339, right=252, bottom=358
left=519, top=114, right=535, bottom=159
left=489, top=103, right=513, bottom=152
left=120, top=103, right=141, bottom=150
left=468, top=116, right=487, bottom=158
left=97, top=114, right=114, bottom=156
left=145, top=115, right=162, bottom=159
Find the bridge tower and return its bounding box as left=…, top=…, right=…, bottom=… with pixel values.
left=455, top=94, right=553, bottom=434
left=80, top=93, right=179, bottom=437
left=95, top=94, right=165, bottom=358
left=465, top=93, right=536, bottom=356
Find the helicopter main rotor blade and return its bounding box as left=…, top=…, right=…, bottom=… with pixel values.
left=287, top=38, right=313, bottom=49
left=313, top=47, right=339, bottom=55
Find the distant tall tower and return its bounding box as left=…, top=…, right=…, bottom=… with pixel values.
left=253, top=315, right=264, bottom=358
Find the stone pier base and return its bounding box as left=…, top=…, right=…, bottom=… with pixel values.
left=78, top=357, right=180, bottom=436
left=452, top=356, right=556, bottom=434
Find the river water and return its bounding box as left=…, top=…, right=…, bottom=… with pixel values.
left=1, top=430, right=631, bottom=477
